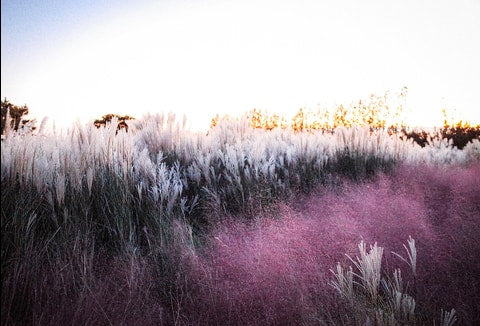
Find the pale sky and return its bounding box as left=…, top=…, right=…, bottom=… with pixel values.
left=1, top=0, right=480, bottom=130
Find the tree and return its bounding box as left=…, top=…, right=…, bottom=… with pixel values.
left=1, top=98, right=34, bottom=134
left=291, top=108, right=306, bottom=131
left=93, top=113, right=135, bottom=131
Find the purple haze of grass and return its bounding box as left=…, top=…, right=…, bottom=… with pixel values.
left=183, top=163, right=480, bottom=325
left=3, top=163, right=478, bottom=325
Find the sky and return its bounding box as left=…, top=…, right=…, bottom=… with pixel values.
left=1, top=0, right=480, bottom=131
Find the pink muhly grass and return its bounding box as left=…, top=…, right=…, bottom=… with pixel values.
left=184, top=209, right=339, bottom=325
left=181, top=163, right=479, bottom=325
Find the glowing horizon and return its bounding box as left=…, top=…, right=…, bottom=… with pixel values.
left=2, top=0, right=479, bottom=131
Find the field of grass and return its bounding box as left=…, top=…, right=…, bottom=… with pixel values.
left=1, top=114, right=479, bottom=325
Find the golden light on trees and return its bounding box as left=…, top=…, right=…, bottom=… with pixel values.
left=228, top=88, right=412, bottom=133
left=210, top=87, right=479, bottom=134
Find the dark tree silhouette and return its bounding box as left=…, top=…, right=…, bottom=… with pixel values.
left=1, top=98, right=34, bottom=133
left=94, top=113, right=135, bottom=131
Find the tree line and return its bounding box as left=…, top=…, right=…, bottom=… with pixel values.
left=2, top=92, right=478, bottom=149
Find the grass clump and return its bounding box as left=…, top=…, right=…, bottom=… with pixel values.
left=330, top=238, right=455, bottom=325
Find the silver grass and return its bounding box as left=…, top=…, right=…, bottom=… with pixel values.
left=439, top=308, right=457, bottom=326
left=392, top=235, right=417, bottom=277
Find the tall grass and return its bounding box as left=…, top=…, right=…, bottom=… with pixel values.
left=182, top=163, right=479, bottom=325
left=1, top=114, right=479, bottom=325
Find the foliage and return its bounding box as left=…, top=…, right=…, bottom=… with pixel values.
left=439, top=126, right=480, bottom=149
left=400, top=125, right=480, bottom=150
left=1, top=98, right=35, bottom=134
left=216, top=87, right=409, bottom=132
left=93, top=113, right=135, bottom=131
left=212, top=87, right=479, bottom=150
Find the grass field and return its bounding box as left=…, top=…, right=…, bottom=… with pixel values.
left=1, top=114, right=479, bottom=325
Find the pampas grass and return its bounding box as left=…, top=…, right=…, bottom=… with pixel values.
left=1, top=114, right=479, bottom=325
